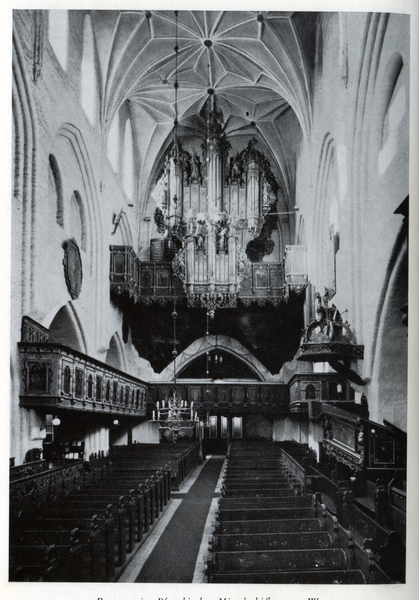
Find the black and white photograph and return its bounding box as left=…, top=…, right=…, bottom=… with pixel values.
left=5, top=2, right=418, bottom=597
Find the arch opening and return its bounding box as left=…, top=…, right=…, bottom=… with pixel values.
left=48, top=304, right=84, bottom=352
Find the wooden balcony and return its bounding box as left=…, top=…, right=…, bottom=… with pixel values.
left=18, top=342, right=147, bottom=417
left=148, top=381, right=289, bottom=416
left=110, top=245, right=287, bottom=307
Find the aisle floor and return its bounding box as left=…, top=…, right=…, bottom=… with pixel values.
left=118, top=455, right=226, bottom=583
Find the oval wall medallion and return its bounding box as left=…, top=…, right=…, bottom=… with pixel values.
left=63, top=238, right=83, bottom=300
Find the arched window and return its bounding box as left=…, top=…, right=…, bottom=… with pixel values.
left=75, top=369, right=84, bottom=397
left=69, top=191, right=87, bottom=251
left=63, top=365, right=71, bottom=394
left=305, top=384, right=316, bottom=400
left=81, top=15, right=98, bottom=125
left=96, top=376, right=102, bottom=401
left=87, top=374, right=93, bottom=398
left=49, top=154, right=64, bottom=227
left=49, top=10, right=68, bottom=71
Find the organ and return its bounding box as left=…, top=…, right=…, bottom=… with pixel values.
left=153, top=101, right=288, bottom=316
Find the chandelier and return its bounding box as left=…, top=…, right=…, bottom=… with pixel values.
left=152, top=302, right=199, bottom=442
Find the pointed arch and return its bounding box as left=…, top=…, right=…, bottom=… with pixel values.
left=47, top=302, right=87, bottom=353
left=157, top=335, right=278, bottom=383
left=105, top=331, right=127, bottom=372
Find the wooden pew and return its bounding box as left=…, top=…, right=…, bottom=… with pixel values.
left=10, top=515, right=109, bottom=582
left=214, top=518, right=324, bottom=535
left=216, top=506, right=316, bottom=522
left=218, top=495, right=315, bottom=510
left=208, top=569, right=366, bottom=584
left=222, top=477, right=291, bottom=486
left=79, top=479, right=152, bottom=534
left=210, top=531, right=334, bottom=552
left=43, top=500, right=127, bottom=568
left=207, top=547, right=348, bottom=574
left=221, top=487, right=296, bottom=498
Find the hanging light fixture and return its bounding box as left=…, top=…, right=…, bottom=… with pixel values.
left=152, top=295, right=199, bottom=442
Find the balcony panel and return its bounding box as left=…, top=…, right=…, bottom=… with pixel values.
left=110, top=246, right=288, bottom=307
left=19, top=342, right=147, bottom=417
left=149, top=382, right=289, bottom=416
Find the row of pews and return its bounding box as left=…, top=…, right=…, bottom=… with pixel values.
left=207, top=441, right=367, bottom=584
left=10, top=441, right=199, bottom=582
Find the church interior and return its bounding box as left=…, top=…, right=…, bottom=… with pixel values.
left=10, top=9, right=409, bottom=584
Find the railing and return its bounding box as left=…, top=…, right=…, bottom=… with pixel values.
left=280, top=448, right=306, bottom=494
left=148, top=382, right=289, bottom=416
left=10, top=458, right=112, bottom=520
left=110, top=246, right=288, bottom=307
left=10, top=459, right=48, bottom=481
left=18, top=342, right=147, bottom=417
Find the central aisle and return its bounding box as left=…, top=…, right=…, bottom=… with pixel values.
left=135, top=456, right=224, bottom=583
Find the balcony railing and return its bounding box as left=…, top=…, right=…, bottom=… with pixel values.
left=148, top=381, right=289, bottom=416
left=18, top=342, right=147, bottom=417
left=110, top=246, right=287, bottom=307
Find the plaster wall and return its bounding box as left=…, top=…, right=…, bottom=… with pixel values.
left=295, top=13, right=409, bottom=431
left=11, top=11, right=146, bottom=463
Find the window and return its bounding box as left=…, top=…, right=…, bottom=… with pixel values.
left=63, top=365, right=71, bottom=394
left=221, top=416, right=228, bottom=438
left=305, top=384, right=316, bottom=400
left=69, top=191, right=87, bottom=252
left=75, top=369, right=84, bottom=397
left=49, top=155, right=64, bottom=227
left=232, top=417, right=242, bottom=438
left=87, top=374, right=93, bottom=398
left=96, top=375, right=102, bottom=401
left=209, top=416, right=217, bottom=438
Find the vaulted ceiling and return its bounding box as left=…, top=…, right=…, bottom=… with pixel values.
left=90, top=10, right=318, bottom=211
